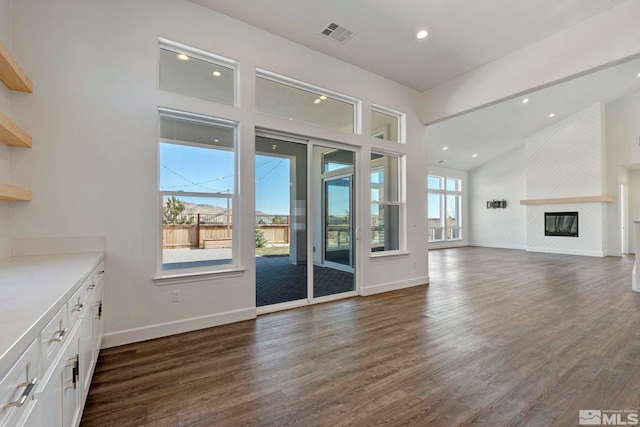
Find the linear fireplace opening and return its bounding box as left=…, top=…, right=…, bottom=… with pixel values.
left=545, top=211, right=578, bottom=237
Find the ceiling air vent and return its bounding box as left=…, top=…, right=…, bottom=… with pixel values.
left=320, top=22, right=355, bottom=43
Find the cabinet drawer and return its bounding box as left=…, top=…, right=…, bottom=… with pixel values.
left=0, top=339, right=38, bottom=427
left=41, top=305, right=68, bottom=370
left=92, top=261, right=105, bottom=288
left=67, top=280, right=89, bottom=325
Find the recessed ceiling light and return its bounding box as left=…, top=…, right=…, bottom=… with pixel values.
left=472, top=154, right=478, bottom=158
left=288, top=117, right=293, bottom=121
left=416, top=30, right=429, bottom=39
left=176, top=53, right=190, bottom=61
left=314, top=99, right=322, bottom=104
left=212, top=71, right=222, bottom=77
left=443, top=146, right=448, bottom=150
left=522, top=98, right=529, bottom=104
left=320, top=95, right=327, bottom=100
left=637, top=72, right=640, bottom=77
left=213, top=138, right=219, bottom=143
left=549, top=113, right=556, bottom=118
left=272, top=144, right=277, bottom=150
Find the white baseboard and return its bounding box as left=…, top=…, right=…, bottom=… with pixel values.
left=604, top=251, right=622, bottom=257
left=360, top=276, right=429, bottom=296
left=526, top=247, right=604, bottom=257
left=428, top=241, right=468, bottom=250
left=469, top=243, right=526, bottom=250
left=101, top=307, right=256, bottom=348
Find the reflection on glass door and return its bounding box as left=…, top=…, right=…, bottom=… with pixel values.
left=313, top=147, right=355, bottom=298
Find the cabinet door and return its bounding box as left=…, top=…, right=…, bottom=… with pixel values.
left=38, top=357, right=63, bottom=427
left=79, top=312, right=93, bottom=405
left=62, top=334, right=81, bottom=427
left=14, top=399, right=40, bottom=427
left=91, top=288, right=103, bottom=359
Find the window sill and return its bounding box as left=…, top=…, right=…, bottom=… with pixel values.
left=369, top=251, right=410, bottom=260
left=153, top=267, right=246, bottom=286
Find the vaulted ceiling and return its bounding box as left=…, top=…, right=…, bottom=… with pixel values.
left=192, top=0, right=639, bottom=170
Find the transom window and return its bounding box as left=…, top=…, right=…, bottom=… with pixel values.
left=159, top=38, right=237, bottom=106
left=256, top=69, right=358, bottom=133
left=370, top=104, right=405, bottom=143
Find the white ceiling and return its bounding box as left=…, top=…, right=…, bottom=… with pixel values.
left=427, top=57, right=640, bottom=171
left=191, top=0, right=640, bottom=171
left=192, top=0, right=628, bottom=91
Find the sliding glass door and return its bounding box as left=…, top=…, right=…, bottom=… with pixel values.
left=256, top=137, right=356, bottom=309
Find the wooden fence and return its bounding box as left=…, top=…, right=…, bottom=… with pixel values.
left=163, top=223, right=289, bottom=249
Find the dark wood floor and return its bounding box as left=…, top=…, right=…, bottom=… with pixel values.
left=81, top=247, right=640, bottom=427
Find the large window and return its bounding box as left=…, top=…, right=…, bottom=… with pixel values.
left=371, top=153, right=403, bottom=252
left=428, top=175, right=462, bottom=242
left=159, top=109, right=238, bottom=272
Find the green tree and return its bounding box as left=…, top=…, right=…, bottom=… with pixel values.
left=271, top=215, right=286, bottom=225
left=255, top=226, right=267, bottom=248
left=163, top=196, right=186, bottom=224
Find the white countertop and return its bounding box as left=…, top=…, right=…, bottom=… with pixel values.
left=0, top=252, right=104, bottom=376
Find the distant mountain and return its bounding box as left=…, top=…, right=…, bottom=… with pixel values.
left=181, top=201, right=228, bottom=216
left=177, top=200, right=269, bottom=216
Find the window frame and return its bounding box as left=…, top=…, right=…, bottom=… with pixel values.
left=158, top=37, right=239, bottom=107
left=370, top=103, right=406, bottom=144
left=155, top=108, right=241, bottom=280
left=370, top=151, right=405, bottom=255
left=255, top=68, right=361, bottom=134
left=428, top=175, right=462, bottom=243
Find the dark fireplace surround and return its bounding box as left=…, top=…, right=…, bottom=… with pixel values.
left=545, top=212, right=578, bottom=237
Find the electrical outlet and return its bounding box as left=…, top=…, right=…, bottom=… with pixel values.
left=171, top=290, right=180, bottom=302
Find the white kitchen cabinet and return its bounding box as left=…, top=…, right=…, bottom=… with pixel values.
left=12, top=399, right=39, bottom=427
left=0, top=253, right=104, bottom=427
left=0, top=339, right=38, bottom=427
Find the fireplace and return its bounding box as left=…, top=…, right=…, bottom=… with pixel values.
left=545, top=212, right=578, bottom=237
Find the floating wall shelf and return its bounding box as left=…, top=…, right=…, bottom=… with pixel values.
left=0, top=40, right=33, bottom=202
left=0, top=112, right=31, bottom=147
left=0, top=183, right=31, bottom=201
left=519, top=196, right=613, bottom=205
left=0, top=41, right=32, bottom=92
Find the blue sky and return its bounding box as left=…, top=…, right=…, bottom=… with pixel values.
left=255, top=155, right=290, bottom=215
left=160, top=143, right=290, bottom=214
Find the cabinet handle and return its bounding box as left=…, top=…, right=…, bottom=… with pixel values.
left=94, top=300, right=103, bottom=320
left=87, top=284, right=96, bottom=290
left=64, top=355, right=79, bottom=390
left=3, top=377, right=37, bottom=408
left=49, top=327, right=68, bottom=343
left=98, top=270, right=105, bottom=275
left=72, top=303, right=84, bottom=312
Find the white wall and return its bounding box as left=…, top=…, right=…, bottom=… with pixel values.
left=525, top=104, right=607, bottom=256
left=9, top=0, right=428, bottom=346
left=469, top=146, right=526, bottom=249
left=605, top=88, right=640, bottom=255
left=420, top=0, right=640, bottom=124
left=0, top=0, right=12, bottom=258
left=427, top=165, right=469, bottom=249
